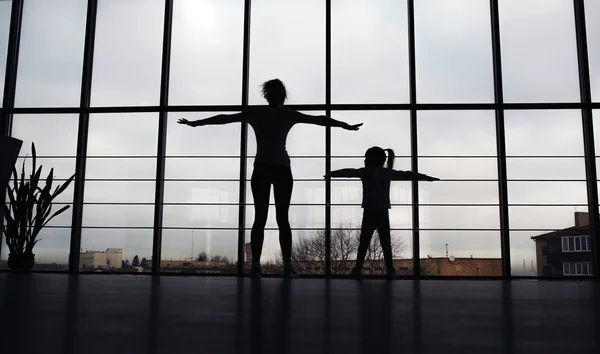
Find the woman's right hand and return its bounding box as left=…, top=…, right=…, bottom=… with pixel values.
left=344, top=123, right=363, bottom=131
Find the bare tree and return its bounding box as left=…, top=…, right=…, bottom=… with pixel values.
left=277, top=224, right=406, bottom=275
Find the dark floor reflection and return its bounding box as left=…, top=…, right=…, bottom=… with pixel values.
left=1, top=274, right=599, bottom=354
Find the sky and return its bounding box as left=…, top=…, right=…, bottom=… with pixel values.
left=1, top=0, right=599, bottom=275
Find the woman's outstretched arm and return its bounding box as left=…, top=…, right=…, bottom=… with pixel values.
left=177, top=112, right=248, bottom=127
left=325, top=168, right=361, bottom=178
left=293, top=112, right=362, bottom=131
left=390, top=170, right=439, bottom=181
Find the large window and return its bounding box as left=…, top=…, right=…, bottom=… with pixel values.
left=1, top=1, right=598, bottom=277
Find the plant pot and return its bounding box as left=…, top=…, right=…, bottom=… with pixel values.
left=8, top=252, right=35, bottom=272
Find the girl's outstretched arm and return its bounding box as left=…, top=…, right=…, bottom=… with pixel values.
left=391, top=170, right=439, bottom=181
left=325, top=168, right=361, bottom=178
left=292, top=112, right=362, bottom=131
left=177, top=112, right=249, bottom=127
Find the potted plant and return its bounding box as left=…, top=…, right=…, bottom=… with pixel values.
left=0, top=143, right=75, bottom=272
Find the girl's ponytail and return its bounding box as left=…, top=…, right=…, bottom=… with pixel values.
left=385, top=149, right=395, bottom=169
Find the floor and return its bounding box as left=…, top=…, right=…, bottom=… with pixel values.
left=0, top=274, right=598, bottom=354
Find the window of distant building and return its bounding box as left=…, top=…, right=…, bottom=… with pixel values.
left=563, top=262, right=593, bottom=276
left=561, top=236, right=591, bottom=252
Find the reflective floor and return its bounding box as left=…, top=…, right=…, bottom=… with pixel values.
left=0, top=274, right=598, bottom=354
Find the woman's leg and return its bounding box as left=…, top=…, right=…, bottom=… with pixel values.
left=273, top=167, right=294, bottom=265
left=250, top=165, right=271, bottom=266
left=377, top=210, right=395, bottom=275
left=354, top=210, right=377, bottom=271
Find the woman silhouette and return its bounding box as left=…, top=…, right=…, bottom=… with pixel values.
left=178, top=79, right=362, bottom=278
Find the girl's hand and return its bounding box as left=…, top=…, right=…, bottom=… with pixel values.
left=177, top=118, right=192, bottom=126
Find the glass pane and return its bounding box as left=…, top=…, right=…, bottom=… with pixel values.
left=331, top=111, right=411, bottom=157
left=575, top=236, right=582, bottom=251
left=87, top=113, right=158, bottom=156
left=420, top=206, right=499, bottom=230
left=161, top=229, right=237, bottom=274
left=506, top=158, right=586, bottom=180
left=0, top=1, right=12, bottom=107
left=164, top=181, right=239, bottom=204
left=11, top=114, right=79, bottom=156
left=91, top=0, right=164, bottom=106
left=586, top=0, right=600, bottom=101
left=80, top=229, right=152, bottom=272
left=86, top=158, right=157, bottom=180
left=331, top=0, right=409, bottom=103
left=505, top=110, right=584, bottom=157
left=570, top=262, right=576, bottom=274
left=165, top=158, right=239, bottom=179
left=587, top=236, right=591, bottom=251
left=1, top=228, right=70, bottom=271
left=84, top=181, right=155, bottom=204
left=499, top=0, right=580, bottom=103
left=166, top=113, right=241, bottom=157
left=418, top=231, right=501, bottom=276
left=249, top=0, right=325, bottom=104
left=562, top=263, right=568, bottom=274
left=415, top=0, right=493, bottom=103
left=562, top=237, right=568, bottom=251
left=169, top=0, right=243, bottom=105
left=419, top=158, right=497, bottom=180
left=163, top=205, right=238, bottom=229
left=15, top=0, right=87, bottom=107
left=569, top=237, right=575, bottom=251
left=82, top=205, right=154, bottom=228
left=417, top=111, right=497, bottom=156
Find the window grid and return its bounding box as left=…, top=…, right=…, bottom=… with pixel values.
left=563, top=262, right=593, bottom=275
left=0, top=0, right=598, bottom=278
left=561, top=235, right=592, bottom=252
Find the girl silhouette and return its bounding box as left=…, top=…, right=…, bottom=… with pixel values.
left=178, top=79, right=362, bottom=278
left=326, top=147, right=439, bottom=279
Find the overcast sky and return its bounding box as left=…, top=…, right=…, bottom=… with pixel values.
left=1, top=0, right=599, bottom=275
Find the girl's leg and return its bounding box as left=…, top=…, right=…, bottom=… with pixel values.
left=250, top=166, right=271, bottom=267
left=273, top=167, right=294, bottom=265
left=377, top=210, right=395, bottom=275
left=354, top=210, right=377, bottom=271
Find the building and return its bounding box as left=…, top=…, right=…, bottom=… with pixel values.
left=531, top=212, right=594, bottom=277
left=79, top=248, right=123, bottom=270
